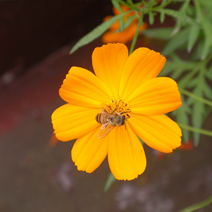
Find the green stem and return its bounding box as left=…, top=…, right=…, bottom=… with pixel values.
left=129, top=12, right=143, bottom=55
left=178, top=194, right=212, bottom=212
left=178, top=123, right=212, bottom=137
left=179, top=88, right=212, bottom=107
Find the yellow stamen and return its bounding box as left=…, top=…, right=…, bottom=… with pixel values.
left=107, top=99, right=131, bottom=115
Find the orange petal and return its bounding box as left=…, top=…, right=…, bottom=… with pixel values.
left=119, top=48, right=166, bottom=99
left=59, top=67, right=112, bottom=108
left=51, top=104, right=100, bottom=141
left=128, top=77, right=182, bottom=115
left=108, top=124, right=146, bottom=180
left=128, top=114, right=182, bottom=153
left=102, top=22, right=147, bottom=44
left=92, top=43, right=128, bottom=100
left=71, top=128, right=108, bottom=173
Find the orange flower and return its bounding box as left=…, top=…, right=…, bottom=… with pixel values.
left=102, top=5, right=147, bottom=44
left=51, top=43, right=182, bottom=180
left=179, top=140, right=193, bottom=150
left=49, top=133, right=59, bottom=147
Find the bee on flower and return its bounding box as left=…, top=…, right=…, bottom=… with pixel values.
left=51, top=43, right=182, bottom=181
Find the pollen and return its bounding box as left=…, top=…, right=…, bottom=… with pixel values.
left=108, top=99, right=131, bottom=115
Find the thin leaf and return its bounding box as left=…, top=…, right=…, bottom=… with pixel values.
left=203, top=82, right=212, bottom=100
left=162, top=28, right=190, bottom=56
left=178, top=70, right=197, bottom=89
left=159, top=61, right=175, bottom=76
left=70, top=11, right=129, bottom=54
left=119, top=17, right=124, bottom=32
left=111, top=0, right=123, bottom=12
left=190, top=39, right=204, bottom=61
left=127, top=0, right=133, bottom=4
left=192, top=101, right=205, bottom=145
left=138, top=137, right=144, bottom=144
left=206, top=71, right=212, bottom=81
left=160, top=0, right=168, bottom=7
left=187, top=78, right=198, bottom=88
left=142, top=27, right=173, bottom=40
left=149, top=12, right=155, bottom=25
left=104, top=172, right=116, bottom=192
left=194, top=0, right=212, bottom=60
left=172, top=96, right=190, bottom=143
left=115, top=15, right=136, bottom=33
left=171, top=0, right=191, bottom=33
left=187, top=25, right=200, bottom=52
left=160, top=11, right=165, bottom=23
left=201, top=36, right=211, bottom=60
left=160, top=9, right=201, bottom=27
left=172, top=68, right=184, bottom=79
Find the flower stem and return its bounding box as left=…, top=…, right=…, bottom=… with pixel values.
left=178, top=123, right=212, bottom=137
left=129, top=12, right=143, bottom=55
left=178, top=194, right=212, bottom=212
left=179, top=88, right=212, bottom=107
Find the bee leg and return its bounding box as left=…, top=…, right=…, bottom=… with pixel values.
left=111, top=108, right=117, bottom=114
left=100, top=123, right=108, bottom=129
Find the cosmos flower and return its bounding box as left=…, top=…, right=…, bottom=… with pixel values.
left=179, top=140, right=193, bottom=150
left=102, top=5, right=147, bottom=44
left=51, top=43, right=182, bottom=180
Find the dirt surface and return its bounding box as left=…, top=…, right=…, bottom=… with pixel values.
left=0, top=39, right=212, bottom=212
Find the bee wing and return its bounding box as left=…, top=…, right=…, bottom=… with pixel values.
left=97, top=123, right=115, bottom=139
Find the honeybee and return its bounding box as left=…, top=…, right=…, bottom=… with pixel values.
left=95, top=106, right=126, bottom=139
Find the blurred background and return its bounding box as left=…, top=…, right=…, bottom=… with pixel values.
left=0, top=1, right=212, bottom=212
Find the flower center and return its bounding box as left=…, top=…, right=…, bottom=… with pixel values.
left=107, top=99, right=131, bottom=117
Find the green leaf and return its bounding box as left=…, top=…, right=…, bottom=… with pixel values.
left=172, top=96, right=190, bottom=143
left=162, top=28, right=190, bottom=56
left=111, top=0, right=123, bottom=12
left=194, top=0, right=212, bottom=60
left=160, top=11, right=165, bottom=23
left=104, top=172, right=116, bottom=192
left=187, top=78, right=198, bottom=88
left=70, top=11, right=129, bottom=54
left=115, top=15, right=136, bottom=33
left=159, top=61, right=175, bottom=76
left=149, top=12, right=155, bottom=25
left=172, top=68, right=184, bottom=79
left=200, top=0, right=212, bottom=6
left=201, top=36, right=211, bottom=60
left=203, top=82, right=212, bottom=100
left=160, top=9, right=201, bottom=28
left=206, top=69, right=212, bottom=81
left=187, top=25, right=200, bottom=52
left=142, top=27, right=173, bottom=40
left=127, top=0, right=133, bottom=4
left=119, top=17, right=124, bottom=32
left=192, top=101, right=205, bottom=145
left=190, top=39, right=204, bottom=61
left=160, top=0, right=168, bottom=7
left=171, top=0, right=191, bottom=33
left=138, top=137, right=144, bottom=144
